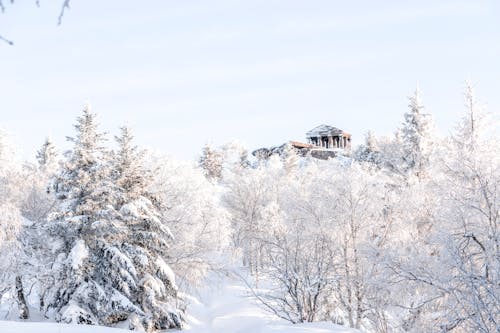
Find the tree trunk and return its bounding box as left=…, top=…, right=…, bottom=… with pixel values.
left=15, top=275, right=29, bottom=320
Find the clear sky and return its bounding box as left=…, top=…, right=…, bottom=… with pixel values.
left=1, top=0, right=499, bottom=160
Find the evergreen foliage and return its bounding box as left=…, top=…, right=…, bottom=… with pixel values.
left=43, top=108, right=182, bottom=331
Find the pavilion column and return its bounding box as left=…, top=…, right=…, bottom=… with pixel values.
left=328, top=136, right=333, bottom=149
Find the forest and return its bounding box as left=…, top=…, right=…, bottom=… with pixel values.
left=0, top=84, right=498, bottom=333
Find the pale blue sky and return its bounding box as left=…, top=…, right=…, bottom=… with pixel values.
left=1, top=0, right=499, bottom=160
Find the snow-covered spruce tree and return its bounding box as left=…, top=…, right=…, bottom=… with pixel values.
left=199, top=143, right=223, bottom=181
left=22, top=137, right=59, bottom=223
left=400, top=88, right=435, bottom=178
left=221, top=140, right=251, bottom=174
left=37, top=136, right=59, bottom=174
left=353, top=130, right=382, bottom=167
left=113, top=126, right=182, bottom=330
left=44, top=110, right=182, bottom=331
left=43, top=106, right=134, bottom=326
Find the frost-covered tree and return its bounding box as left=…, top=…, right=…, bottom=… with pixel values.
left=281, top=142, right=299, bottom=174
left=150, top=153, right=230, bottom=288
left=400, top=88, right=435, bottom=178
left=43, top=113, right=183, bottom=331
left=224, top=155, right=286, bottom=283
left=431, top=85, right=499, bottom=332
left=231, top=159, right=397, bottom=329
left=245, top=162, right=335, bottom=324
left=113, top=127, right=150, bottom=203
left=0, top=0, right=71, bottom=44
left=22, top=138, right=59, bottom=223
left=15, top=138, right=60, bottom=316
left=0, top=128, right=28, bottom=319
left=199, top=143, right=223, bottom=181
left=112, top=127, right=183, bottom=330
left=221, top=140, right=251, bottom=173
left=251, top=221, right=335, bottom=324
left=0, top=202, right=24, bottom=315
left=36, top=137, right=59, bottom=173
left=353, top=131, right=382, bottom=166
left=385, top=84, right=499, bottom=333
left=43, top=106, right=125, bottom=325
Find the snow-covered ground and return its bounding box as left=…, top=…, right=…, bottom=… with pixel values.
left=0, top=271, right=359, bottom=333
left=183, top=271, right=358, bottom=333
left=0, top=320, right=131, bottom=333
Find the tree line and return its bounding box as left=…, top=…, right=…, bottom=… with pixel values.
left=0, top=83, right=498, bottom=332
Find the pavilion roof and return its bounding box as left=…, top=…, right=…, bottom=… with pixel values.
left=306, top=124, right=350, bottom=137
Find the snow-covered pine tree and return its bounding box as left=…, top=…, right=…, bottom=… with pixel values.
left=113, top=126, right=182, bottom=330
left=221, top=140, right=251, bottom=172
left=199, top=143, right=223, bottom=180
left=354, top=130, right=382, bottom=166
left=36, top=137, right=59, bottom=174
left=22, top=138, right=59, bottom=223
left=400, top=88, right=435, bottom=178
left=43, top=106, right=135, bottom=326
left=451, top=81, right=490, bottom=155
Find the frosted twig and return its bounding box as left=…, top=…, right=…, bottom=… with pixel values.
left=0, top=34, right=13, bottom=45
left=57, top=0, right=70, bottom=25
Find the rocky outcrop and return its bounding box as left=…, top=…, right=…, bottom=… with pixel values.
left=252, top=142, right=339, bottom=160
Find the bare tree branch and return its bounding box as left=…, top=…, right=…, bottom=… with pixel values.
left=0, top=34, right=13, bottom=45
left=57, top=0, right=70, bottom=26
left=1, top=0, right=71, bottom=45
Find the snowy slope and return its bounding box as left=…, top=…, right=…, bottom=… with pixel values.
left=0, top=271, right=360, bottom=333
left=183, top=272, right=359, bottom=333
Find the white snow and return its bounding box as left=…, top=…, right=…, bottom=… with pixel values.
left=156, top=257, right=177, bottom=289
left=70, top=239, right=89, bottom=270
left=0, top=320, right=130, bottom=333
left=0, top=270, right=360, bottom=333
left=183, top=271, right=359, bottom=333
